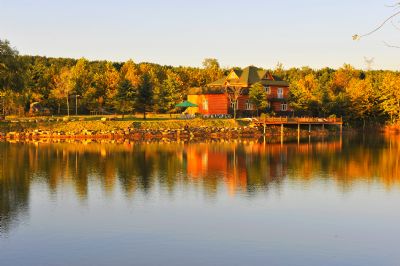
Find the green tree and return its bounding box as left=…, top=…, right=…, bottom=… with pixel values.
left=249, top=82, right=268, bottom=115
left=155, top=71, right=183, bottom=113
left=116, top=79, right=135, bottom=118
left=135, top=73, right=154, bottom=119
left=0, top=40, right=25, bottom=114
left=0, top=40, right=24, bottom=91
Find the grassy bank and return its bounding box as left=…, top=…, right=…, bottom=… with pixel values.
left=0, top=116, right=345, bottom=141
left=0, top=118, right=242, bottom=133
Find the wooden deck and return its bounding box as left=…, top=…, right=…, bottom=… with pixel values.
left=253, top=117, right=343, bottom=136
left=253, top=117, right=343, bottom=125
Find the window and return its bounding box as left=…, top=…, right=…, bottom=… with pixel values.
left=245, top=100, right=253, bottom=110
left=281, top=103, right=288, bottom=111
left=202, top=99, right=208, bottom=110
left=277, top=88, right=283, bottom=99
left=266, top=101, right=271, bottom=109
left=230, top=100, right=238, bottom=110
left=264, top=86, right=271, bottom=94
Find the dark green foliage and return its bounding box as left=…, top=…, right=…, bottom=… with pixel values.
left=0, top=40, right=24, bottom=92
left=249, top=82, right=268, bottom=115
left=135, top=74, right=153, bottom=119
left=154, top=72, right=183, bottom=113
left=116, top=79, right=136, bottom=116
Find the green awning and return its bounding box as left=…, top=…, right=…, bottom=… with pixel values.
left=175, top=101, right=198, bottom=108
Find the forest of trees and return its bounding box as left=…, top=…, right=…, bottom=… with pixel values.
left=1, top=39, right=400, bottom=126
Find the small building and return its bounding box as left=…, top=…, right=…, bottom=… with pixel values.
left=187, top=66, right=290, bottom=116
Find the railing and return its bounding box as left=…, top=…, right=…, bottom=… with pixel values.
left=257, top=117, right=342, bottom=123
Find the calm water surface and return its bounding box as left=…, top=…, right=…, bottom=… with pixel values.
left=0, top=135, right=400, bottom=266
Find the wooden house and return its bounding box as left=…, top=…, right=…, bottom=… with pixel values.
left=187, top=66, right=290, bottom=116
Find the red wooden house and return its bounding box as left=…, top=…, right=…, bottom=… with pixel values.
left=187, top=66, right=290, bottom=116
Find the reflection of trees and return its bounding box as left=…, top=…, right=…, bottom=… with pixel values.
left=135, top=149, right=154, bottom=193
left=0, top=143, right=30, bottom=234
left=286, top=135, right=400, bottom=190
left=1, top=136, right=400, bottom=233
left=2, top=137, right=398, bottom=198
left=244, top=143, right=286, bottom=195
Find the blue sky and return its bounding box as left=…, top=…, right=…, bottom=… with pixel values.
left=1, top=0, right=399, bottom=69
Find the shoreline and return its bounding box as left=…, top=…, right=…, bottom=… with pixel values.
left=0, top=126, right=336, bottom=142
left=0, top=117, right=351, bottom=141
left=1, top=130, right=339, bottom=144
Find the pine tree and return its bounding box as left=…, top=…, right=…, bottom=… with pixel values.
left=156, top=71, right=183, bottom=114
left=116, top=79, right=135, bottom=118
left=135, top=73, right=154, bottom=119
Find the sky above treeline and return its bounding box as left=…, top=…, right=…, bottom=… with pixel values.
left=1, top=0, right=399, bottom=70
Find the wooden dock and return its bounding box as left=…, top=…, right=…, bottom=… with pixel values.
left=253, top=117, right=343, bottom=135
left=254, top=117, right=342, bottom=125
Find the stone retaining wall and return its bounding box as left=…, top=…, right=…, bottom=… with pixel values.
left=1, top=125, right=330, bottom=141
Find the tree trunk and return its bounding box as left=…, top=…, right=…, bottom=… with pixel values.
left=66, top=95, right=70, bottom=117
left=143, top=109, right=146, bottom=120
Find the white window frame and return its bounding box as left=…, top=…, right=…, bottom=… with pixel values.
left=281, top=103, right=288, bottom=111
left=264, top=86, right=271, bottom=94
left=230, top=100, right=238, bottom=110
left=245, top=100, right=253, bottom=110
left=277, top=88, right=284, bottom=99
left=202, top=99, right=208, bottom=110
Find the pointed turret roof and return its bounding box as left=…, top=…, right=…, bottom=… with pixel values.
left=208, top=66, right=288, bottom=87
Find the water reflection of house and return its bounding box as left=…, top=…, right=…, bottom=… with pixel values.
left=184, top=143, right=293, bottom=195
left=185, top=144, right=248, bottom=195
left=225, top=153, right=248, bottom=195
left=185, top=141, right=345, bottom=195
left=186, top=145, right=228, bottom=178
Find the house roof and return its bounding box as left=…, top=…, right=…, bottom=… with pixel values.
left=188, top=87, right=225, bottom=95
left=208, top=66, right=289, bottom=88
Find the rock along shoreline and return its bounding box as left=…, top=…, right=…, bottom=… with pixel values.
left=0, top=118, right=335, bottom=141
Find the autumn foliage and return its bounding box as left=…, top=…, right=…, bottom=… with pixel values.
left=1, top=39, right=400, bottom=126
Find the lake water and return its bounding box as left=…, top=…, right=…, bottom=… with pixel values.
left=0, top=134, right=399, bottom=266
